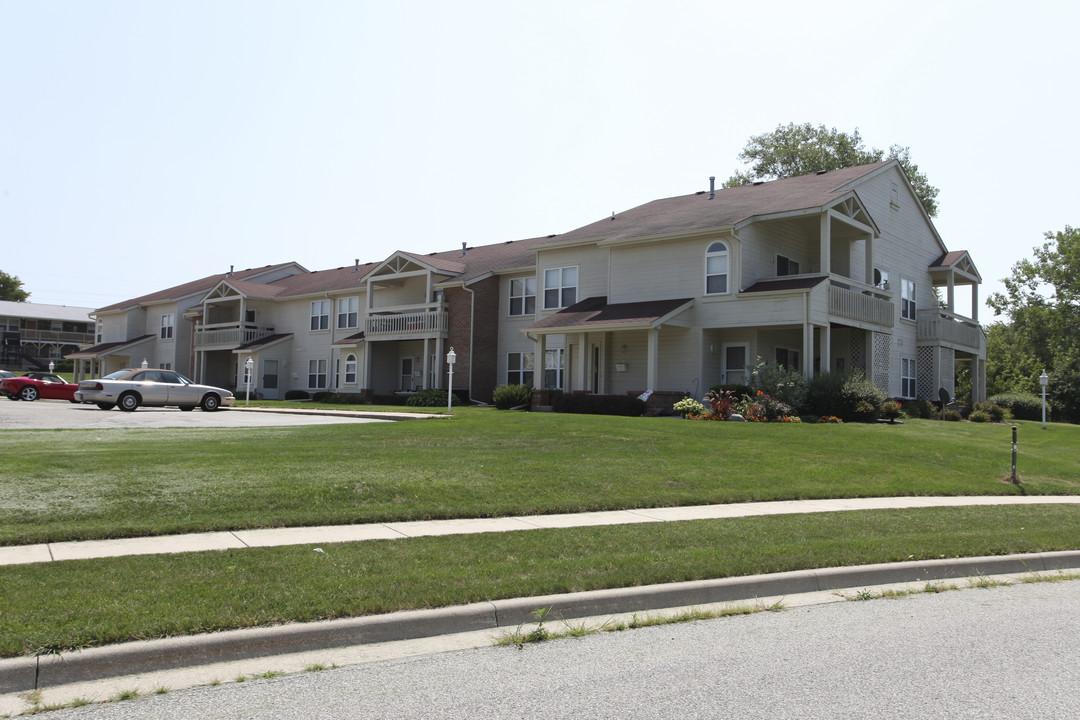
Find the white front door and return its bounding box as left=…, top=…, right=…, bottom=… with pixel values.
left=722, top=344, right=748, bottom=386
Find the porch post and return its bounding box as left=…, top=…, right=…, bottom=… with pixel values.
left=865, top=233, right=875, bottom=286
left=574, top=332, right=588, bottom=392
left=533, top=334, right=547, bottom=390
left=971, top=283, right=979, bottom=322
left=802, top=319, right=813, bottom=380
left=819, top=213, right=831, bottom=276
left=946, top=270, right=956, bottom=314
left=646, top=327, right=659, bottom=391
left=820, top=323, right=831, bottom=378
left=362, top=341, right=373, bottom=393
left=434, top=336, right=444, bottom=389
left=422, top=338, right=431, bottom=389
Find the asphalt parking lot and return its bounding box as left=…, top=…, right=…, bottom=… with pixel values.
left=0, top=399, right=390, bottom=430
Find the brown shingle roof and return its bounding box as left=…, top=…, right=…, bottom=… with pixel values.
left=742, top=276, right=828, bottom=293
left=95, top=263, right=301, bottom=313
left=527, top=297, right=693, bottom=331
left=66, top=335, right=155, bottom=358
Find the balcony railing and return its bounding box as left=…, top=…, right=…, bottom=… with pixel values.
left=829, top=283, right=894, bottom=327
left=194, top=323, right=275, bottom=349
left=917, top=310, right=983, bottom=349
left=365, top=310, right=448, bottom=338
left=15, top=329, right=95, bottom=345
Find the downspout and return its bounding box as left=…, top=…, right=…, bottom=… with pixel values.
left=462, top=282, right=479, bottom=404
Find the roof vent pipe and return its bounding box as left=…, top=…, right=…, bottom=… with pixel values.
left=461, top=242, right=467, bottom=257
left=709, top=176, right=715, bottom=200
left=354, top=258, right=359, bottom=272
left=228, top=264, right=234, bottom=278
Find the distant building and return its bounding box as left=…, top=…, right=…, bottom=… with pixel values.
left=0, top=300, right=95, bottom=370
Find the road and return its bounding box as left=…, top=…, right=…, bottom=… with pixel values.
left=0, top=398, right=389, bottom=429
left=43, top=580, right=1080, bottom=719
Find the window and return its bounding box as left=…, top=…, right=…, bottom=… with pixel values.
left=507, top=352, right=534, bottom=386
left=901, top=278, right=916, bottom=320
left=509, top=277, right=536, bottom=316
left=161, top=362, right=172, bottom=371
left=776, top=255, right=800, bottom=276
left=95, top=318, right=102, bottom=344
left=344, top=354, right=357, bottom=385
left=310, top=300, right=329, bottom=331
left=705, top=242, right=729, bottom=294
left=775, top=348, right=800, bottom=369
left=901, top=357, right=916, bottom=399
left=160, top=314, right=174, bottom=340
left=245, top=309, right=256, bottom=323
left=544, top=348, right=564, bottom=389
left=337, top=297, right=359, bottom=329
left=308, top=358, right=327, bottom=389
left=543, top=267, right=577, bottom=309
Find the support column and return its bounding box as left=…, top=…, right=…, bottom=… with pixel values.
left=820, top=213, right=831, bottom=276
left=946, top=271, right=956, bottom=314
left=362, top=342, right=373, bottom=393
left=865, top=233, right=875, bottom=286
left=820, top=324, right=831, bottom=377
left=646, top=328, right=659, bottom=391
left=434, top=336, right=444, bottom=389
left=574, top=332, right=588, bottom=392
left=422, top=338, right=431, bottom=390
left=533, top=334, right=547, bottom=391
left=971, top=283, right=979, bottom=322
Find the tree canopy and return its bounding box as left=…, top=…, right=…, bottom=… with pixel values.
left=0, top=270, right=30, bottom=302
left=725, top=123, right=940, bottom=218
left=986, top=226, right=1080, bottom=422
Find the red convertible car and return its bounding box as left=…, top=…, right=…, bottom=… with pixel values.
left=1, top=373, right=80, bottom=402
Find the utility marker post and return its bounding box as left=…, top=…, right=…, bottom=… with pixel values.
left=1011, top=425, right=1019, bottom=484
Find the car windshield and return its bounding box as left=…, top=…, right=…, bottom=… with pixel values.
left=103, top=370, right=131, bottom=380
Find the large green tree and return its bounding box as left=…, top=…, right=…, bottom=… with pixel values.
left=0, top=270, right=30, bottom=302
left=987, top=226, right=1080, bottom=422
left=725, top=123, right=940, bottom=218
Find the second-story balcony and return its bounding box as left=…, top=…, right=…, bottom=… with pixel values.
left=917, top=310, right=983, bottom=351
left=365, top=309, right=448, bottom=339
left=828, top=278, right=894, bottom=327
left=16, top=328, right=96, bottom=346
left=194, top=323, right=276, bottom=350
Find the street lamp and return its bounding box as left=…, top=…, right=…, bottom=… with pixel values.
left=1040, top=370, right=1049, bottom=429
left=141, top=358, right=149, bottom=369
left=245, top=356, right=255, bottom=406
left=446, top=347, right=456, bottom=413
left=48, top=361, right=54, bottom=373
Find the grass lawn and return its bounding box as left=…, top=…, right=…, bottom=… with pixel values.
left=3, top=504, right=1080, bottom=657
left=1, top=411, right=1078, bottom=545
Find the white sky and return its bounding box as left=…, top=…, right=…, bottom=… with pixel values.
left=2, top=0, right=1076, bottom=319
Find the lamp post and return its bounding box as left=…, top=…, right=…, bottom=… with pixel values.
left=1040, top=370, right=1049, bottom=429
left=141, top=358, right=149, bottom=369
left=245, top=356, right=254, bottom=406
left=48, top=361, right=54, bottom=374
left=446, top=347, right=456, bottom=413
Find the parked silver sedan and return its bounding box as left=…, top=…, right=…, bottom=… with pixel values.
left=74, top=369, right=235, bottom=412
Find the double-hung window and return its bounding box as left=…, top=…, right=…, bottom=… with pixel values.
left=509, top=277, right=536, bottom=316
left=706, top=242, right=729, bottom=294
left=776, top=255, right=800, bottom=276
left=901, top=278, right=916, bottom=321
left=901, top=357, right=916, bottom=399
left=507, top=352, right=534, bottom=386
left=310, top=300, right=330, bottom=331
left=344, top=354, right=357, bottom=385
left=160, top=314, right=174, bottom=340
left=544, top=348, right=564, bottom=389
left=337, top=297, right=358, bottom=329
left=543, top=267, right=577, bottom=309
left=308, top=358, right=327, bottom=389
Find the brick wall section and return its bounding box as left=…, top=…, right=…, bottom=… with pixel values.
left=444, top=276, right=500, bottom=403
left=629, top=390, right=688, bottom=417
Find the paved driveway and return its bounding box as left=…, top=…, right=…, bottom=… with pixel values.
left=0, top=399, right=389, bottom=430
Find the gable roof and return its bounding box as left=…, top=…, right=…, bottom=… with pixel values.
left=0, top=300, right=94, bottom=323
left=95, top=263, right=303, bottom=313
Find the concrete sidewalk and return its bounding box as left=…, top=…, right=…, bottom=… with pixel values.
left=3, top=495, right=1080, bottom=713
left=3, top=495, right=1079, bottom=567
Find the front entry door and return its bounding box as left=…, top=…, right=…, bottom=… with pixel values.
left=722, top=344, right=748, bottom=386
left=262, top=359, right=279, bottom=400
left=401, top=357, right=414, bottom=391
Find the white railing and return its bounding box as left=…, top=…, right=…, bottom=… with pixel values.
left=365, top=310, right=448, bottom=338
left=917, top=311, right=983, bottom=349
left=16, top=329, right=95, bottom=344
left=829, top=284, right=894, bottom=326
left=194, top=323, right=275, bottom=349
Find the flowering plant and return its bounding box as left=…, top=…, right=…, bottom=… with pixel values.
left=673, top=396, right=706, bottom=418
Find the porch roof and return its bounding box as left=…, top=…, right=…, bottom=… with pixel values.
left=526, top=296, right=693, bottom=333
left=332, top=331, right=366, bottom=346
left=65, top=335, right=155, bottom=359
left=742, top=275, right=828, bottom=293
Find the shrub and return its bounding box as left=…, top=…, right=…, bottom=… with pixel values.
left=709, top=383, right=752, bottom=399
left=968, top=410, right=990, bottom=423
left=989, top=392, right=1044, bottom=422
left=672, top=396, right=706, bottom=418
left=492, top=384, right=532, bottom=410
left=803, top=371, right=849, bottom=419
left=852, top=400, right=880, bottom=423
left=737, top=390, right=794, bottom=421
left=903, top=398, right=937, bottom=419
left=406, top=389, right=450, bottom=407
left=552, top=393, right=645, bottom=417
left=943, top=409, right=962, bottom=422
left=881, top=401, right=902, bottom=421
left=747, top=357, right=807, bottom=410
left=842, top=372, right=887, bottom=422
left=804, top=370, right=886, bottom=422
left=284, top=390, right=310, bottom=400
left=972, top=400, right=1007, bottom=423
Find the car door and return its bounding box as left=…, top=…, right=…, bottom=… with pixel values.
left=160, top=371, right=199, bottom=405
left=130, top=371, right=169, bottom=404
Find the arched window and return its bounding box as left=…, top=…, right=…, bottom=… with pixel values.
left=705, top=242, right=729, bottom=294
left=344, top=354, right=357, bottom=385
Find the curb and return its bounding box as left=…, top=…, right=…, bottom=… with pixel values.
left=3, top=550, right=1078, bottom=694
left=226, top=406, right=448, bottom=422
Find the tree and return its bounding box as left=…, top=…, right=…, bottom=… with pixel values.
left=725, top=123, right=940, bottom=217
left=987, top=226, right=1080, bottom=422
left=0, top=270, right=30, bottom=302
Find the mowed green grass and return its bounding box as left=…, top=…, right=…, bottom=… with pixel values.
left=4, top=504, right=1080, bottom=657
left=2, top=411, right=1078, bottom=545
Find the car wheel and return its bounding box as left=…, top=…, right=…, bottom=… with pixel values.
left=200, top=394, right=221, bottom=412
left=118, top=392, right=140, bottom=412
left=179, top=405, right=195, bottom=412
left=96, top=402, right=115, bottom=410
left=19, top=386, right=39, bottom=401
